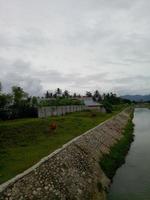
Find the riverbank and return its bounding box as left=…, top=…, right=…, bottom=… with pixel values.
left=100, top=112, right=134, bottom=180
left=0, top=107, right=132, bottom=200
left=0, top=106, right=126, bottom=184
left=108, top=108, right=150, bottom=199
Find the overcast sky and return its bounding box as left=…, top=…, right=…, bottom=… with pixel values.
left=0, top=0, right=150, bottom=96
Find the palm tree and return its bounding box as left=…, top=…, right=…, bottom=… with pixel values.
left=55, top=88, right=62, bottom=97
left=63, top=90, right=70, bottom=98
left=86, top=91, right=92, bottom=97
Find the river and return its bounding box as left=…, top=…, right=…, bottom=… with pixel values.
left=108, top=108, right=150, bottom=200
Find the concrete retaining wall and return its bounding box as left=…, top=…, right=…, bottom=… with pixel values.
left=38, top=105, right=106, bottom=118
left=0, top=108, right=132, bottom=200
left=38, top=105, right=86, bottom=118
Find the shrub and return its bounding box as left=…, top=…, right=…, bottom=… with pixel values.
left=103, top=101, right=113, bottom=113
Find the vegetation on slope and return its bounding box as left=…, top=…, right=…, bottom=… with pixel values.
left=99, top=112, right=134, bottom=180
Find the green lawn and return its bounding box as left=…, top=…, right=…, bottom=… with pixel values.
left=0, top=106, right=126, bottom=184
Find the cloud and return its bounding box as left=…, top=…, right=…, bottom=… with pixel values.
left=0, top=57, right=149, bottom=96
left=0, top=0, right=150, bottom=95
left=0, top=58, right=43, bottom=96
left=0, top=57, right=109, bottom=95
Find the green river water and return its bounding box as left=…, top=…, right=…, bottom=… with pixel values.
left=108, top=108, right=150, bottom=200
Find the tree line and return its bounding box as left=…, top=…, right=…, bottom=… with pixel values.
left=0, top=82, right=130, bottom=120
left=0, top=83, right=38, bottom=120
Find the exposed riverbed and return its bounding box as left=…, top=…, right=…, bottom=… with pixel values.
left=108, top=108, right=150, bottom=200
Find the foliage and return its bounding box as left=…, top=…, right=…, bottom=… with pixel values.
left=39, top=98, right=83, bottom=107
left=12, top=86, right=28, bottom=105
left=0, top=83, right=130, bottom=119
left=86, top=91, right=92, bottom=97
left=63, top=90, right=70, bottom=98
left=31, top=96, right=38, bottom=107
left=0, top=82, right=2, bottom=92
left=93, top=90, right=102, bottom=102
left=101, top=92, right=131, bottom=113
left=103, top=93, right=121, bottom=105
left=0, top=84, right=38, bottom=120
left=55, top=88, right=62, bottom=96
left=100, top=115, right=134, bottom=179
left=103, top=101, right=113, bottom=113
left=0, top=94, right=12, bottom=120
left=84, top=90, right=130, bottom=114
left=0, top=94, right=12, bottom=108
left=45, top=91, right=53, bottom=98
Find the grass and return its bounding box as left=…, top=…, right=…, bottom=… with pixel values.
left=99, top=112, right=134, bottom=180
left=0, top=105, right=127, bottom=184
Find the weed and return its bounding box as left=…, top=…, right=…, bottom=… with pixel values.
left=99, top=114, right=134, bottom=180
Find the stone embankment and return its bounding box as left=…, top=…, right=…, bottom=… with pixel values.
left=0, top=108, right=132, bottom=200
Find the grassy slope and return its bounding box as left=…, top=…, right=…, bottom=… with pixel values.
left=100, top=112, right=134, bottom=180
left=0, top=106, right=126, bottom=184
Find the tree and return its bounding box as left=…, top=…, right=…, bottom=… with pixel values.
left=93, top=90, right=102, bottom=102
left=0, top=82, right=2, bottom=93
left=49, top=92, right=53, bottom=98
left=55, top=88, right=62, bottom=97
left=0, top=93, right=12, bottom=120
left=0, top=94, right=12, bottom=108
left=45, top=91, right=50, bottom=98
left=12, top=86, right=28, bottom=105
left=73, top=93, right=77, bottom=98
left=103, top=92, right=121, bottom=105
left=31, top=96, right=38, bottom=107
left=86, top=91, right=92, bottom=97
left=63, top=90, right=69, bottom=98
left=103, top=101, right=113, bottom=113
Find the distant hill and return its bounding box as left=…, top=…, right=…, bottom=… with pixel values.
left=121, top=95, right=150, bottom=102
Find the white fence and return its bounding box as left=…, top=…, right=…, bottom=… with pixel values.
left=38, top=105, right=86, bottom=118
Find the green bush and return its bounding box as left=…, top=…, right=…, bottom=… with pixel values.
left=103, top=101, right=113, bottom=113
left=39, top=98, right=83, bottom=107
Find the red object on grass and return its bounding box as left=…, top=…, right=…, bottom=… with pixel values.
left=50, top=122, right=57, bottom=130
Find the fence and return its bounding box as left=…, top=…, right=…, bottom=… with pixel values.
left=38, top=105, right=86, bottom=118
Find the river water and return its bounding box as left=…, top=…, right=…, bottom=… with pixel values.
left=108, top=108, right=150, bottom=200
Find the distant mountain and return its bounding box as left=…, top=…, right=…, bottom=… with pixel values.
left=121, top=95, right=150, bottom=102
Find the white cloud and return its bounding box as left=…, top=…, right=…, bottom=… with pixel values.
left=0, top=0, right=150, bottom=95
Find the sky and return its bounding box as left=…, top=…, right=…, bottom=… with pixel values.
left=0, top=0, right=150, bottom=96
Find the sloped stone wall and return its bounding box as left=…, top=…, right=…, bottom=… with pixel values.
left=0, top=108, right=132, bottom=200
